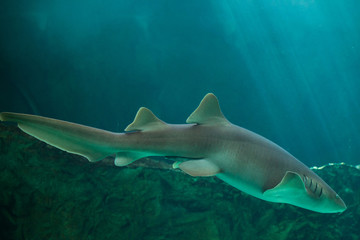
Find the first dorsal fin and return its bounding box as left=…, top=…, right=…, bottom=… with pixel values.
left=125, top=107, right=167, bottom=132
left=186, top=93, right=230, bottom=126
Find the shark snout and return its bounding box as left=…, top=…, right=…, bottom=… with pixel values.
left=322, top=191, right=347, bottom=213
left=334, top=194, right=347, bottom=212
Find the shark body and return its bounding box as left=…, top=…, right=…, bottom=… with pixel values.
left=0, top=93, right=346, bottom=213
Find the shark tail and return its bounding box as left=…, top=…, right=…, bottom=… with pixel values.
left=0, top=112, right=119, bottom=162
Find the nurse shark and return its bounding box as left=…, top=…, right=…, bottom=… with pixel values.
left=0, top=93, right=346, bottom=213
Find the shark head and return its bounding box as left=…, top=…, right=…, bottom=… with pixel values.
left=301, top=172, right=347, bottom=213
left=264, top=171, right=346, bottom=213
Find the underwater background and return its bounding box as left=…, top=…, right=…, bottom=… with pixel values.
left=1, top=0, right=359, bottom=166
left=0, top=0, right=360, bottom=239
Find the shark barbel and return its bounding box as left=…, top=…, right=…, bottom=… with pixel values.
left=0, top=93, right=346, bottom=213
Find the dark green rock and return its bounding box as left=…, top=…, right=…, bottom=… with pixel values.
left=0, top=123, right=359, bottom=239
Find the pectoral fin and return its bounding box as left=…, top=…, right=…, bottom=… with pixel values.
left=263, top=171, right=306, bottom=201
left=173, top=159, right=221, bottom=177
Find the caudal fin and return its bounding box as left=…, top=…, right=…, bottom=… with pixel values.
left=0, top=112, right=118, bottom=162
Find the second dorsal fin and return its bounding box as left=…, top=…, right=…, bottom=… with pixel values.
left=125, top=107, right=167, bottom=132
left=186, top=93, right=230, bottom=126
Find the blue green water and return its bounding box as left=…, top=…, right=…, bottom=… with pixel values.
left=0, top=0, right=359, bottom=166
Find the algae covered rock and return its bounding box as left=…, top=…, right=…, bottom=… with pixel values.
left=0, top=123, right=359, bottom=240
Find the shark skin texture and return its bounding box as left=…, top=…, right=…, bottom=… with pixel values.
left=0, top=93, right=346, bottom=213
